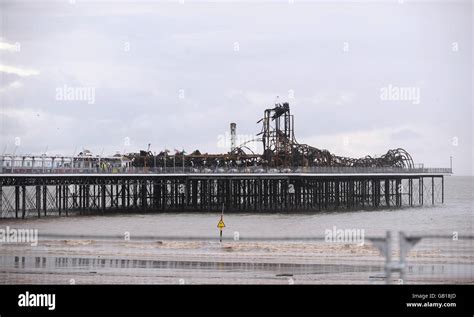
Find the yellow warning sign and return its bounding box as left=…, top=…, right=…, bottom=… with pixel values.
left=217, top=218, right=225, bottom=229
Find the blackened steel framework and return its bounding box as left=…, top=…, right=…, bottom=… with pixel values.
left=258, top=102, right=414, bottom=168
left=0, top=173, right=444, bottom=218
left=128, top=102, right=415, bottom=169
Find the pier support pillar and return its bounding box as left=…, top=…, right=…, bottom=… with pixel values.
left=43, top=186, right=47, bottom=216
left=395, top=179, right=401, bottom=207
left=36, top=185, right=41, bottom=218
left=15, top=186, right=19, bottom=218
left=441, top=176, right=444, bottom=204
left=101, top=184, right=106, bottom=212
left=22, top=185, right=26, bottom=219
left=384, top=179, right=390, bottom=207
left=431, top=177, right=435, bottom=205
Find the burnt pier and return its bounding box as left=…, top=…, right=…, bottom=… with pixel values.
left=0, top=168, right=449, bottom=218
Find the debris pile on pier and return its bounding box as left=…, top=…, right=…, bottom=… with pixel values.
left=128, top=102, right=414, bottom=169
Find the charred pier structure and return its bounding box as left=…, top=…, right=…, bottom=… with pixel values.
left=127, top=102, right=415, bottom=170
left=0, top=102, right=450, bottom=218
left=258, top=102, right=414, bottom=168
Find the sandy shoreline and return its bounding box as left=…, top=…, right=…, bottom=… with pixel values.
left=1, top=238, right=472, bottom=284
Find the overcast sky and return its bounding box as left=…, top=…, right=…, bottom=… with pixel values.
left=0, top=0, right=472, bottom=174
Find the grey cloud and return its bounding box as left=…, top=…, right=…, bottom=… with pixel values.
left=0, top=1, right=472, bottom=174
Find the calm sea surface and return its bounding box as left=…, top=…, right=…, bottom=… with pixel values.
left=1, top=176, right=472, bottom=237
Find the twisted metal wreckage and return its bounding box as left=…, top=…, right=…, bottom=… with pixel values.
left=128, top=102, right=414, bottom=169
